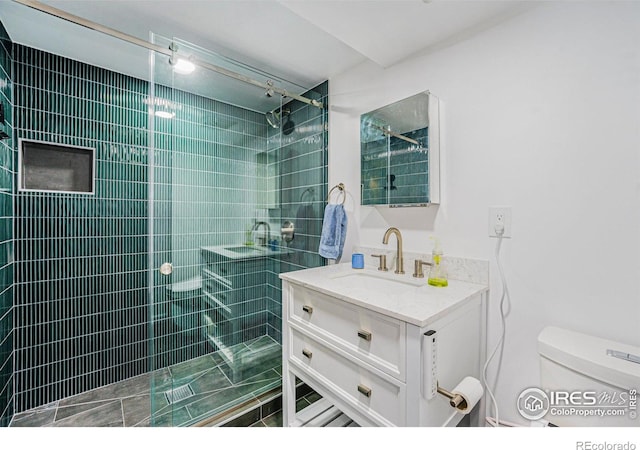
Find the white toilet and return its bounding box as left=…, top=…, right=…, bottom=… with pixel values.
left=537, top=326, right=640, bottom=427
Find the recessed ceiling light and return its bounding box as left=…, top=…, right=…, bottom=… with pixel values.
left=172, top=58, right=195, bottom=75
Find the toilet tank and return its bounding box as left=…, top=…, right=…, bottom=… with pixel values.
left=537, top=326, right=640, bottom=427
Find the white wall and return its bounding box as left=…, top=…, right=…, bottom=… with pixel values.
left=329, top=2, right=640, bottom=424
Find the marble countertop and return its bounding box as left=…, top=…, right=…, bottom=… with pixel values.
left=280, top=263, right=488, bottom=327
left=201, top=244, right=290, bottom=260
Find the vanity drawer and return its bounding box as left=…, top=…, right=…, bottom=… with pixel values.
left=290, top=328, right=405, bottom=426
left=289, top=284, right=406, bottom=381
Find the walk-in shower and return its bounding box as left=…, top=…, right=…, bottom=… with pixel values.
left=147, top=34, right=327, bottom=426
left=2, top=1, right=328, bottom=427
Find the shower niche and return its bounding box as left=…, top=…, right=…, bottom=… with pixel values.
left=18, top=139, right=95, bottom=194
left=360, top=91, right=440, bottom=207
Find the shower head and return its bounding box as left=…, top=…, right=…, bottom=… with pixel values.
left=265, top=110, right=281, bottom=129
left=265, top=108, right=291, bottom=130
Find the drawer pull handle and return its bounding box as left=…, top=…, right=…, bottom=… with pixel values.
left=357, top=384, right=372, bottom=398
left=302, top=349, right=313, bottom=359
left=302, top=305, right=313, bottom=314
left=357, top=330, right=372, bottom=341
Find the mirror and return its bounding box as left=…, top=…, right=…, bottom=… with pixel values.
left=360, top=91, right=440, bottom=207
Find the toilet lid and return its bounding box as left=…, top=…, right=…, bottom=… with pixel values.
left=538, top=326, right=640, bottom=390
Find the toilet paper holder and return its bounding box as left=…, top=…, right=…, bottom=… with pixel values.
left=422, top=330, right=482, bottom=414
left=436, top=383, right=467, bottom=410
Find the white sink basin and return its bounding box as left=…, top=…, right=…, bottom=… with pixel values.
left=330, top=271, right=422, bottom=296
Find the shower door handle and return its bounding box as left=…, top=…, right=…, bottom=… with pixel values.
left=159, top=262, right=173, bottom=275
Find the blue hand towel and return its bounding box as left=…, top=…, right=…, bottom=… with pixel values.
left=318, top=204, right=347, bottom=260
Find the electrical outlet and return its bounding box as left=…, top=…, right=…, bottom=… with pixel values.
left=489, top=206, right=512, bottom=238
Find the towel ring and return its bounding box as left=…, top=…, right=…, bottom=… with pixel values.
left=327, top=183, right=346, bottom=205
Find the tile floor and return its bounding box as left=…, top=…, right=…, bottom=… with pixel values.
left=247, top=390, right=323, bottom=427
left=11, top=335, right=284, bottom=427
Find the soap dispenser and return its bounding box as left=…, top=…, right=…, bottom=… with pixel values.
left=427, top=237, right=448, bottom=287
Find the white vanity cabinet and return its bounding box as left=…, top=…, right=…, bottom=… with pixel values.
left=280, top=264, right=488, bottom=427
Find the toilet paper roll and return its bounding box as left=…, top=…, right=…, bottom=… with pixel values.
left=451, top=376, right=484, bottom=414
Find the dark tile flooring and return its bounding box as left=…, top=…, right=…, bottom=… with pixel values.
left=11, top=335, right=283, bottom=427
left=245, top=387, right=322, bottom=427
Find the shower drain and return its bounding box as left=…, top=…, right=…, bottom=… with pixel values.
left=164, top=384, right=195, bottom=405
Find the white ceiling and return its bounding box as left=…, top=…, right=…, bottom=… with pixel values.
left=0, top=0, right=535, bottom=111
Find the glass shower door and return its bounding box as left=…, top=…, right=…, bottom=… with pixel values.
left=147, top=34, right=328, bottom=426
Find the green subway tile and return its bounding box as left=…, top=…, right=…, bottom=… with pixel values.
left=10, top=41, right=328, bottom=424
left=0, top=21, right=9, bottom=432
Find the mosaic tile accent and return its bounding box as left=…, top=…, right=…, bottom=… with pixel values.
left=0, top=19, right=14, bottom=429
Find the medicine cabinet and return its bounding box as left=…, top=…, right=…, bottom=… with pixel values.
left=360, top=91, right=440, bottom=207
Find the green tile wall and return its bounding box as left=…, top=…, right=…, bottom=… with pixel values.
left=0, top=20, right=14, bottom=428
left=150, top=80, right=328, bottom=374
left=13, top=44, right=149, bottom=412
left=150, top=83, right=271, bottom=368
left=10, top=42, right=328, bottom=417
left=265, top=82, right=328, bottom=343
